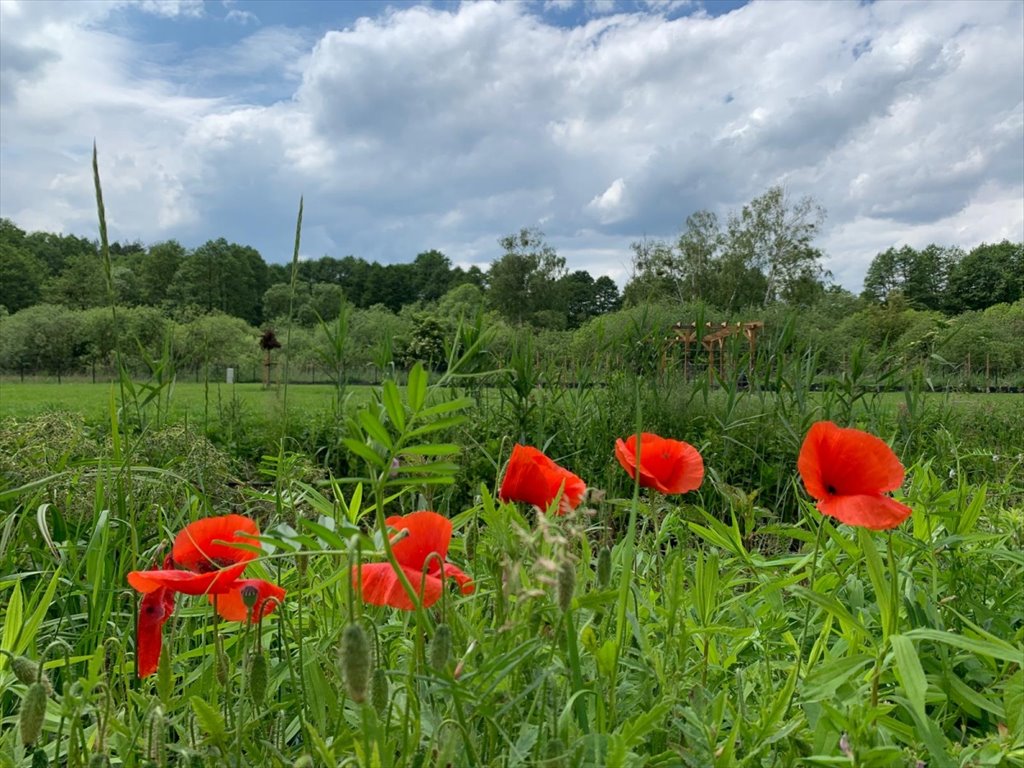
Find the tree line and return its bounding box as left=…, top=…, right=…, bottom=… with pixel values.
left=1, top=186, right=1021, bottom=384
left=0, top=219, right=621, bottom=331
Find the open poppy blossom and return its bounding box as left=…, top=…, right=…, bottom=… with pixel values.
left=128, top=515, right=285, bottom=678
left=353, top=511, right=474, bottom=610
left=615, top=432, right=704, bottom=495
left=209, top=578, right=287, bottom=622
left=797, top=421, right=912, bottom=530
left=498, top=444, right=587, bottom=515
left=136, top=555, right=176, bottom=679
left=127, top=514, right=260, bottom=596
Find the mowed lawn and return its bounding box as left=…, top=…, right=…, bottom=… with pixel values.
left=0, top=379, right=371, bottom=423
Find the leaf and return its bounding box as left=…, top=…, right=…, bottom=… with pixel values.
left=342, top=438, right=387, bottom=470
left=397, top=443, right=461, bottom=457
left=190, top=695, right=227, bottom=745
left=903, top=628, right=1023, bottom=664
left=792, top=586, right=870, bottom=644
left=381, top=380, right=406, bottom=433
left=1005, top=669, right=1023, bottom=743
left=358, top=410, right=393, bottom=451
left=890, top=634, right=927, bottom=716
left=856, top=527, right=893, bottom=638
left=405, top=415, right=469, bottom=441
left=1, top=582, right=23, bottom=654
left=16, top=569, right=62, bottom=656
left=407, top=362, right=427, bottom=412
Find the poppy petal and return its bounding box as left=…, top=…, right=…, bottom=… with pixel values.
left=616, top=433, right=704, bottom=494
left=172, top=515, right=260, bottom=573
left=798, top=421, right=905, bottom=499
left=209, top=579, right=286, bottom=622
left=127, top=563, right=249, bottom=595
left=353, top=562, right=443, bottom=610
left=499, top=444, right=586, bottom=513
left=817, top=493, right=913, bottom=530
left=137, top=587, right=174, bottom=678
left=439, top=562, right=475, bottom=595
left=387, top=511, right=452, bottom=571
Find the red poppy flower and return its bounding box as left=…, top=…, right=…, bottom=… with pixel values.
left=498, top=444, right=587, bottom=514
left=127, top=514, right=260, bottom=596
left=137, top=556, right=176, bottom=678
left=353, top=511, right=474, bottom=610
left=797, top=421, right=912, bottom=530
left=615, top=432, right=704, bottom=495
left=208, top=578, right=287, bottom=622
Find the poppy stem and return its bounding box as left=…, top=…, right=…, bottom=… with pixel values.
left=610, top=379, right=644, bottom=727
left=791, top=504, right=825, bottom=716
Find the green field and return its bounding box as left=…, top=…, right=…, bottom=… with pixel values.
left=1, top=366, right=1022, bottom=766
left=0, top=379, right=362, bottom=422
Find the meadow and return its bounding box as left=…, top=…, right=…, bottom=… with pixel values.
left=1, top=159, right=1022, bottom=766
left=1, top=349, right=1022, bottom=767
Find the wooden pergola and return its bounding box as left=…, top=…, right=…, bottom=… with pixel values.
left=664, top=321, right=764, bottom=383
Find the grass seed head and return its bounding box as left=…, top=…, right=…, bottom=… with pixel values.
left=32, top=747, right=50, bottom=768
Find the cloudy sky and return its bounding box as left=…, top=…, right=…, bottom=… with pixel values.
left=1, top=0, right=1021, bottom=292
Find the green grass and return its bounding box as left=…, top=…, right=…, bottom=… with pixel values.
left=0, top=379, right=375, bottom=423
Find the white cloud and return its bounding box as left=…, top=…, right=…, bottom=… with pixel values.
left=0, top=0, right=1021, bottom=294
left=587, top=178, right=628, bottom=223
left=136, top=0, right=205, bottom=18
left=225, top=9, right=259, bottom=25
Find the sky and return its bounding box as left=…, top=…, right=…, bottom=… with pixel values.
left=0, top=0, right=1021, bottom=293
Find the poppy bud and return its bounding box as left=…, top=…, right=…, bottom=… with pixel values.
left=241, top=584, right=260, bottom=609
left=32, top=747, right=50, bottom=768
left=340, top=623, right=371, bottom=703
left=557, top=560, right=575, bottom=613
left=249, top=652, right=268, bottom=706
left=19, top=681, right=48, bottom=746
left=215, top=647, right=229, bottom=688
left=429, top=624, right=453, bottom=671
left=464, top=522, right=478, bottom=561
left=371, top=667, right=389, bottom=715
left=88, top=753, right=111, bottom=768
left=596, top=546, right=612, bottom=589
left=9, top=656, right=52, bottom=695
left=293, top=755, right=314, bottom=768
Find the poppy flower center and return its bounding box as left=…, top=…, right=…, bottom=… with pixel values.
left=826, top=484, right=838, bottom=495
left=193, top=557, right=240, bottom=574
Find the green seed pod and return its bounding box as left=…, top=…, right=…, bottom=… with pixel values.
left=293, top=755, right=314, bottom=768
left=557, top=560, right=576, bottom=613
left=464, top=522, right=478, bottom=561
left=10, top=656, right=52, bottom=695
left=32, top=747, right=50, bottom=768
left=340, top=623, right=371, bottom=703
left=370, top=667, right=389, bottom=715
left=596, top=546, right=612, bottom=589
left=249, top=652, right=268, bottom=706
left=19, top=681, right=48, bottom=747
left=429, top=624, right=452, bottom=671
